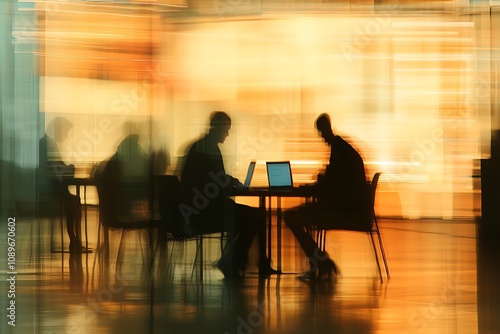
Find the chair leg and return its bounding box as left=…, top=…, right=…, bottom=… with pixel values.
left=91, top=222, right=102, bottom=285
left=103, top=228, right=110, bottom=271
left=321, top=230, right=327, bottom=253
left=137, top=230, right=145, bottom=263
left=369, top=231, right=384, bottom=283
left=167, top=239, right=176, bottom=278
left=116, top=230, right=126, bottom=279
left=199, top=236, right=204, bottom=281
left=192, top=236, right=204, bottom=282
left=146, top=229, right=156, bottom=275
left=220, top=232, right=225, bottom=255
left=310, top=228, right=326, bottom=253
left=374, top=218, right=390, bottom=278
left=315, top=229, right=321, bottom=251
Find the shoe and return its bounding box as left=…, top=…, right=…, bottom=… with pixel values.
left=217, top=259, right=242, bottom=280
left=297, top=270, right=316, bottom=281
left=69, top=241, right=89, bottom=254
left=316, top=259, right=338, bottom=281
left=258, top=265, right=279, bottom=277
left=258, top=259, right=279, bottom=277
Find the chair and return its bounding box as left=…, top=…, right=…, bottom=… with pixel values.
left=311, top=172, right=390, bottom=282
left=93, top=159, right=162, bottom=280
left=14, top=165, right=65, bottom=263
left=156, top=174, right=227, bottom=282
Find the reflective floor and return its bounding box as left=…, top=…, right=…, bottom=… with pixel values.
left=2, top=208, right=496, bottom=334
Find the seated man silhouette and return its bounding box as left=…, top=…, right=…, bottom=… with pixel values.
left=180, top=111, right=276, bottom=279
left=284, top=113, right=370, bottom=280
left=38, top=117, right=83, bottom=253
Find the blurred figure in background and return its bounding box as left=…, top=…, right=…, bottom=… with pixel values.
left=94, top=121, right=157, bottom=221
left=180, top=111, right=276, bottom=279
left=285, top=113, right=369, bottom=280
left=90, top=121, right=166, bottom=279
left=38, top=116, right=83, bottom=253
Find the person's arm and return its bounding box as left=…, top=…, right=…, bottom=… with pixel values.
left=41, top=135, right=75, bottom=182
left=228, top=175, right=244, bottom=188
left=316, top=141, right=337, bottom=195
left=48, top=161, right=75, bottom=182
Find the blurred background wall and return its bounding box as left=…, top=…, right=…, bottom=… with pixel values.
left=3, top=0, right=500, bottom=219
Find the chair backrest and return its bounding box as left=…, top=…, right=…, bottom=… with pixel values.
left=94, top=158, right=154, bottom=228
left=93, top=159, right=123, bottom=228
left=156, top=174, right=185, bottom=236
left=369, top=172, right=381, bottom=222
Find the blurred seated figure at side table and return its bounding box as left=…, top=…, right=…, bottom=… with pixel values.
left=38, top=116, right=83, bottom=254
left=92, top=121, right=166, bottom=223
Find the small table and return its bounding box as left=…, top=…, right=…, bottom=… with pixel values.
left=232, top=186, right=316, bottom=272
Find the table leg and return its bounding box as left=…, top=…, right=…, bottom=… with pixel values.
left=267, top=196, right=272, bottom=261
left=76, top=183, right=92, bottom=253
left=277, top=196, right=282, bottom=272
left=84, top=184, right=89, bottom=253
left=75, top=185, right=82, bottom=251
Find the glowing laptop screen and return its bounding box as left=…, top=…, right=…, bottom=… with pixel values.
left=266, top=161, right=293, bottom=188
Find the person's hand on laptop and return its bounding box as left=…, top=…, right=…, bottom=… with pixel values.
left=230, top=176, right=245, bottom=189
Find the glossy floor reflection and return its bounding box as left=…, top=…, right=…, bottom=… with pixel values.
left=3, top=210, right=485, bottom=334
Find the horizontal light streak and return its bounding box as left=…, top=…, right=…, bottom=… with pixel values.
left=255, top=160, right=323, bottom=166
left=394, top=68, right=473, bottom=73
left=391, top=21, right=474, bottom=28
left=391, top=37, right=473, bottom=43
left=381, top=174, right=431, bottom=183
left=394, top=54, right=473, bottom=61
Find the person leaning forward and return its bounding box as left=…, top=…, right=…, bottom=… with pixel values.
left=179, top=111, right=277, bottom=279
left=285, top=113, right=370, bottom=281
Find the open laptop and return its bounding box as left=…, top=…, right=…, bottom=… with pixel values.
left=266, top=161, right=293, bottom=190
left=236, top=161, right=268, bottom=192
left=242, top=161, right=256, bottom=188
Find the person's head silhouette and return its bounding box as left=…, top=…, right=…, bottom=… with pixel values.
left=46, top=117, right=73, bottom=142
left=315, top=113, right=335, bottom=145
left=209, top=111, right=231, bottom=144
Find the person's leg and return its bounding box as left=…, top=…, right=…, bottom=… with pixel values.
left=252, top=206, right=278, bottom=274
left=225, top=204, right=278, bottom=276
left=64, top=193, right=82, bottom=253
left=211, top=200, right=242, bottom=278
left=231, top=203, right=258, bottom=269
left=284, top=206, right=318, bottom=259
left=285, top=206, right=339, bottom=280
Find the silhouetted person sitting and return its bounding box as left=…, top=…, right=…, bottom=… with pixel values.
left=285, top=113, right=369, bottom=280
left=180, top=111, right=276, bottom=279
left=93, top=122, right=156, bottom=224
left=38, top=117, right=82, bottom=253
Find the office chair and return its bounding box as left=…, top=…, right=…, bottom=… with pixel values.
left=156, top=174, right=227, bottom=282
left=93, top=159, right=162, bottom=281
left=311, top=172, right=390, bottom=282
